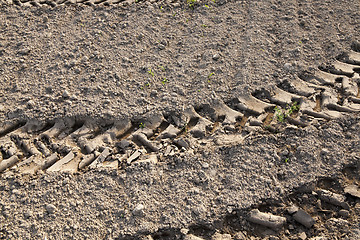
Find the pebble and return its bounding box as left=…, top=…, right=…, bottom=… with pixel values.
left=233, top=231, right=246, bottom=240
left=117, top=140, right=130, bottom=149
left=62, top=90, right=70, bottom=99
left=269, top=237, right=279, bottom=240
left=344, top=185, right=360, bottom=198
left=202, top=162, right=209, bottom=169
left=320, top=148, right=329, bottom=155
left=287, top=205, right=299, bottom=214
left=174, top=138, right=189, bottom=149
left=212, top=232, right=232, bottom=240
left=26, top=100, right=35, bottom=109
left=45, top=204, right=57, bottom=214
left=24, top=210, right=32, bottom=218
left=284, top=63, right=292, bottom=70
left=184, top=234, right=204, bottom=240
left=338, top=209, right=350, bottom=218
left=180, top=228, right=189, bottom=235
left=280, top=149, right=289, bottom=156
left=212, top=53, right=220, bottom=60
left=133, top=204, right=145, bottom=216
left=299, top=232, right=307, bottom=240
left=248, top=209, right=286, bottom=229
left=293, top=209, right=315, bottom=228
left=12, top=189, right=20, bottom=195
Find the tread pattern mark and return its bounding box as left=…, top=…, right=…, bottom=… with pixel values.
left=0, top=47, right=360, bottom=174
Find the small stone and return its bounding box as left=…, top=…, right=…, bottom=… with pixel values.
left=233, top=231, right=246, bottom=240
left=26, top=100, right=35, bottom=109
left=280, top=149, right=289, bottom=156
left=288, top=224, right=294, bottom=230
left=224, top=125, right=235, bottom=132
left=150, top=90, right=157, bottom=97
left=158, top=44, right=165, bottom=50
left=174, top=138, right=189, bottom=149
left=180, top=228, right=189, bottom=235
left=212, top=232, right=232, bottom=240
left=338, top=209, right=350, bottom=218
left=184, top=234, right=204, bottom=240
left=117, top=140, right=130, bottom=149
left=293, top=209, right=315, bottom=228
left=344, top=184, right=360, bottom=198
left=248, top=209, right=286, bottom=230
left=317, top=189, right=349, bottom=209
left=284, top=63, right=292, bottom=70
left=12, top=189, right=20, bottom=195
left=287, top=205, right=299, bottom=214
left=132, top=204, right=144, bottom=216
left=269, top=237, right=279, bottom=240
left=212, top=53, right=220, bottom=60
left=24, top=211, right=32, bottom=218
left=320, top=148, right=329, bottom=155
left=62, top=90, right=70, bottom=99
left=202, top=162, right=209, bottom=169
left=45, top=204, right=57, bottom=214
left=127, top=150, right=142, bottom=164
left=299, top=232, right=307, bottom=240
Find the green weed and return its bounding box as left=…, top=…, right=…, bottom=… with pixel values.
left=274, top=101, right=300, bottom=123
left=187, top=0, right=197, bottom=9
left=274, top=106, right=285, bottom=122
left=162, top=78, right=168, bottom=84
left=148, top=69, right=154, bottom=77
left=159, top=65, right=166, bottom=72
left=139, top=122, right=145, bottom=129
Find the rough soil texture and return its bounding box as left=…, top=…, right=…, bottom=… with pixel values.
left=0, top=0, right=360, bottom=239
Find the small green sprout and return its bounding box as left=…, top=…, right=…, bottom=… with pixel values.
left=187, top=0, right=196, bottom=9
left=285, top=158, right=289, bottom=163
left=160, top=6, right=163, bottom=11
left=159, top=65, right=166, bottom=71
left=201, top=24, right=207, bottom=28
left=148, top=69, right=154, bottom=77
left=139, top=122, right=145, bottom=128
left=274, top=101, right=300, bottom=123
left=208, top=72, right=215, bottom=78
left=274, top=106, right=285, bottom=122
left=204, top=4, right=209, bottom=8
left=288, top=101, right=300, bottom=115
left=173, top=12, right=176, bottom=16
left=162, top=78, right=168, bottom=84
left=182, top=122, right=188, bottom=133
left=186, top=19, right=189, bottom=23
